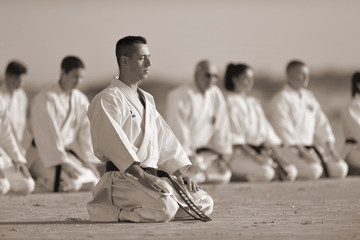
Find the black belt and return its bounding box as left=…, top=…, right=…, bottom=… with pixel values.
left=346, top=138, right=357, bottom=144
left=32, top=139, right=78, bottom=192
left=106, top=161, right=211, bottom=222
left=195, top=147, right=223, bottom=160
left=304, top=145, right=329, bottom=178
left=235, top=144, right=289, bottom=181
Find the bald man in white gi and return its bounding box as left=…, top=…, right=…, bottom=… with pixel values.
left=0, top=97, right=34, bottom=195
left=269, top=60, right=348, bottom=179
left=26, top=56, right=100, bottom=192
left=87, top=36, right=213, bottom=223
left=165, top=60, right=232, bottom=184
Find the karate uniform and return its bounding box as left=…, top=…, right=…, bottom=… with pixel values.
left=341, top=95, right=360, bottom=171
left=0, top=84, right=28, bottom=145
left=165, top=82, right=232, bottom=183
left=26, top=83, right=99, bottom=192
left=226, top=92, right=297, bottom=182
left=269, top=84, right=348, bottom=179
left=0, top=98, right=34, bottom=195
left=87, top=79, right=213, bottom=222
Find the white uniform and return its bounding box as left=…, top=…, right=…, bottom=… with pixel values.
left=0, top=98, right=34, bottom=195
left=166, top=82, right=232, bottom=183
left=87, top=79, right=213, bottom=222
left=226, top=92, right=292, bottom=182
left=341, top=95, right=360, bottom=171
left=26, top=83, right=99, bottom=192
left=269, top=84, right=348, bottom=179
left=0, top=84, right=28, bottom=144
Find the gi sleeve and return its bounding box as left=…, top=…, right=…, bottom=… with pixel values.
left=227, top=97, right=246, bottom=145
left=0, top=107, right=26, bottom=164
left=269, top=94, right=296, bottom=145
left=76, top=95, right=100, bottom=164
left=154, top=97, right=191, bottom=174
left=165, top=91, right=193, bottom=155
left=207, top=90, right=232, bottom=155
left=88, top=95, right=141, bottom=173
left=30, top=95, right=69, bottom=168
left=313, top=98, right=335, bottom=147
left=256, top=100, right=282, bottom=145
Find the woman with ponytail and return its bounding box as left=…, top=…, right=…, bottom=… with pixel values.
left=224, top=63, right=297, bottom=182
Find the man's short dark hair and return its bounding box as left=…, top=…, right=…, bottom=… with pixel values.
left=115, top=36, right=147, bottom=67
left=6, top=61, right=27, bottom=76
left=286, top=60, right=306, bottom=74
left=61, top=56, right=85, bottom=73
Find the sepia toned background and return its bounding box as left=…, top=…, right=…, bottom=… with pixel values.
left=0, top=0, right=359, bottom=148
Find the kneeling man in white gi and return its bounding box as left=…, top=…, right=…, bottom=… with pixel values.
left=87, top=36, right=213, bottom=223
left=165, top=60, right=232, bottom=184
left=269, top=60, right=348, bottom=179
left=26, top=56, right=100, bottom=192
left=0, top=98, right=34, bottom=195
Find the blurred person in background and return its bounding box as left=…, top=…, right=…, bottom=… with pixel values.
left=0, top=97, right=34, bottom=195
left=0, top=60, right=34, bottom=195
left=166, top=60, right=232, bottom=184
left=26, top=56, right=100, bottom=192
left=224, top=63, right=297, bottom=182
left=341, top=72, right=360, bottom=175
left=269, top=60, right=348, bottom=179
left=0, top=61, right=28, bottom=152
left=87, top=36, right=213, bottom=222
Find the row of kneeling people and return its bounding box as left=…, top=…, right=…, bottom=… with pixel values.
left=0, top=57, right=358, bottom=196
left=0, top=57, right=100, bottom=195
left=165, top=60, right=359, bottom=184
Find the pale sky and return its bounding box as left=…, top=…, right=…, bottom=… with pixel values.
left=0, top=0, right=359, bottom=88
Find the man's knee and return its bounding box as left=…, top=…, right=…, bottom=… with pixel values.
left=198, top=192, right=214, bottom=216
left=11, top=177, right=35, bottom=195
left=298, top=162, right=323, bottom=180
left=0, top=178, right=10, bottom=195
left=247, top=165, right=275, bottom=182
left=141, top=197, right=179, bottom=222
left=205, top=162, right=232, bottom=184
left=327, top=160, right=348, bottom=179
left=284, top=164, right=298, bottom=182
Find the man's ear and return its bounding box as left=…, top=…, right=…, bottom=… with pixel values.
left=121, top=56, right=128, bottom=67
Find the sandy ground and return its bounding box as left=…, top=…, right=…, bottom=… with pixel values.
left=0, top=177, right=359, bottom=240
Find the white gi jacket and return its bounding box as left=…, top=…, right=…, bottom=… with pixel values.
left=166, top=82, right=232, bottom=156
left=29, top=83, right=98, bottom=168
left=342, top=95, right=360, bottom=142
left=269, top=84, right=335, bottom=147
left=226, top=92, right=282, bottom=146
left=0, top=98, right=26, bottom=169
left=0, top=84, right=27, bottom=143
left=88, top=79, right=191, bottom=173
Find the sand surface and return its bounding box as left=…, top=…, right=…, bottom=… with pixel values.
left=0, top=177, right=359, bottom=240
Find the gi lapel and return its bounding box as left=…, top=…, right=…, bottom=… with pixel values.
left=117, top=81, right=150, bottom=162
left=117, top=81, right=144, bottom=119
left=135, top=89, right=151, bottom=161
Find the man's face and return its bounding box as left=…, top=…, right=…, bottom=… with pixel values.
left=126, top=43, right=152, bottom=81
left=288, top=65, right=310, bottom=90
left=195, top=64, right=218, bottom=93
left=5, top=74, right=23, bottom=91
left=61, top=68, right=85, bottom=91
